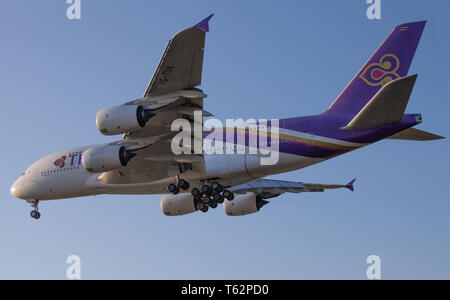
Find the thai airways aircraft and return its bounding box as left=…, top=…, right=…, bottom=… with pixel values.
left=11, top=15, right=443, bottom=219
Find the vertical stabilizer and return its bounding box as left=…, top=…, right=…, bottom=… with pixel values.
left=324, top=21, right=426, bottom=116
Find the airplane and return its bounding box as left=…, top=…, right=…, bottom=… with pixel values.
left=10, top=15, right=444, bottom=219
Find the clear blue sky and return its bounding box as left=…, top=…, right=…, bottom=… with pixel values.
left=1, top=0, right=449, bottom=279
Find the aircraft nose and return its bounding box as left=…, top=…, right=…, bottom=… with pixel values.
left=10, top=180, right=19, bottom=198
left=10, top=177, right=33, bottom=200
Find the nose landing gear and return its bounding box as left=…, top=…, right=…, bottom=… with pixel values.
left=29, top=200, right=41, bottom=220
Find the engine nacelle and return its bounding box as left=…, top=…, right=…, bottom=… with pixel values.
left=224, top=192, right=270, bottom=216
left=82, top=146, right=136, bottom=173
left=161, top=194, right=197, bottom=216
left=96, top=105, right=154, bottom=136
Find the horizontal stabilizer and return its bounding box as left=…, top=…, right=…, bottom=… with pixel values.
left=342, top=74, right=418, bottom=131
left=388, top=127, right=445, bottom=141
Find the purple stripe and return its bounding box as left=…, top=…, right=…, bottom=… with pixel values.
left=202, top=114, right=420, bottom=159
left=279, top=114, right=420, bottom=143
left=203, top=130, right=348, bottom=158
left=279, top=142, right=346, bottom=158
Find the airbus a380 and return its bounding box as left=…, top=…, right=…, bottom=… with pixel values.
left=11, top=15, right=444, bottom=219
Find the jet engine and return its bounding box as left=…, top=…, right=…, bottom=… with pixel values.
left=96, top=105, right=154, bottom=136
left=161, top=194, right=197, bottom=216
left=224, top=192, right=269, bottom=216
left=82, top=145, right=136, bottom=173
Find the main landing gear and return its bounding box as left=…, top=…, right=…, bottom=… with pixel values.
left=29, top=200, right=41, bottom=220
left=167, top=179, right=190, bottom=195
left=167, top=180, right=235, bottom=214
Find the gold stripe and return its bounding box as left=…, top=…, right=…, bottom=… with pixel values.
left=208, top=128, right=362, bottom=151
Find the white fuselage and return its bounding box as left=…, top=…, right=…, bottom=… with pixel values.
left=10, top=123, right=372, bottom=202
left=10, top=143, right=324, bottom=202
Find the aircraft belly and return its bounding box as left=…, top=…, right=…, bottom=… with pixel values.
left=204, top=154, right=254, bottom=181
left=204, top=147, right=324, bottom=185
left=245, top=152, right=324, bottom=178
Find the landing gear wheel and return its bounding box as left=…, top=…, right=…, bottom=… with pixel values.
left=197, top=201, right=209, bottom=213
left=30, top=210, right=40, bottom=219
left=201, top=185, right=212, bottom=196
left=216, top=194, right=225, bottom=204
left=212, top=193, right=221, bottom=202
left=191, top=188, right=200, bottom=197
left=178, top=179, right=190, bottom=191
left=223, top=190, right=235, bottom=201
left=202, top=196, right=211, bottom=205
left=196, top=200, right=206, bottom=211
left=209, top=200, right=218, bottom=209
left=211, top=182, right=223, bottom=193
left=168, top=184, right=179, bottom=195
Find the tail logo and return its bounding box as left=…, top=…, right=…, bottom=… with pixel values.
left=359, top=54, right=400, bottom=86
left=54, top=156, right=67, bottom=168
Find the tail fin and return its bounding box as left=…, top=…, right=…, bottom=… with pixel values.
left=324, top=21, right=426, bottom=116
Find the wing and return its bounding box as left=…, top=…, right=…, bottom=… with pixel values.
left=98, top=16, right=215, bottom=185
left=230, top=178, right=356, bottom=199
left=125, top=14, right=214, bottom=141
left=143, top=14, right=214, bottom=97
left=102, top=95, right=212, bottom=185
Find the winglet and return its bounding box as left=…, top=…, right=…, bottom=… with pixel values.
left=346, top=179, right=356, bottom=192
left=194, top=14, right=214, bottom=32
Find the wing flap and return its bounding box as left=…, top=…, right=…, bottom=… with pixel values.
left=144, top=154, right=204, bottom=164
left=190, top=48, right=204, bottom=87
